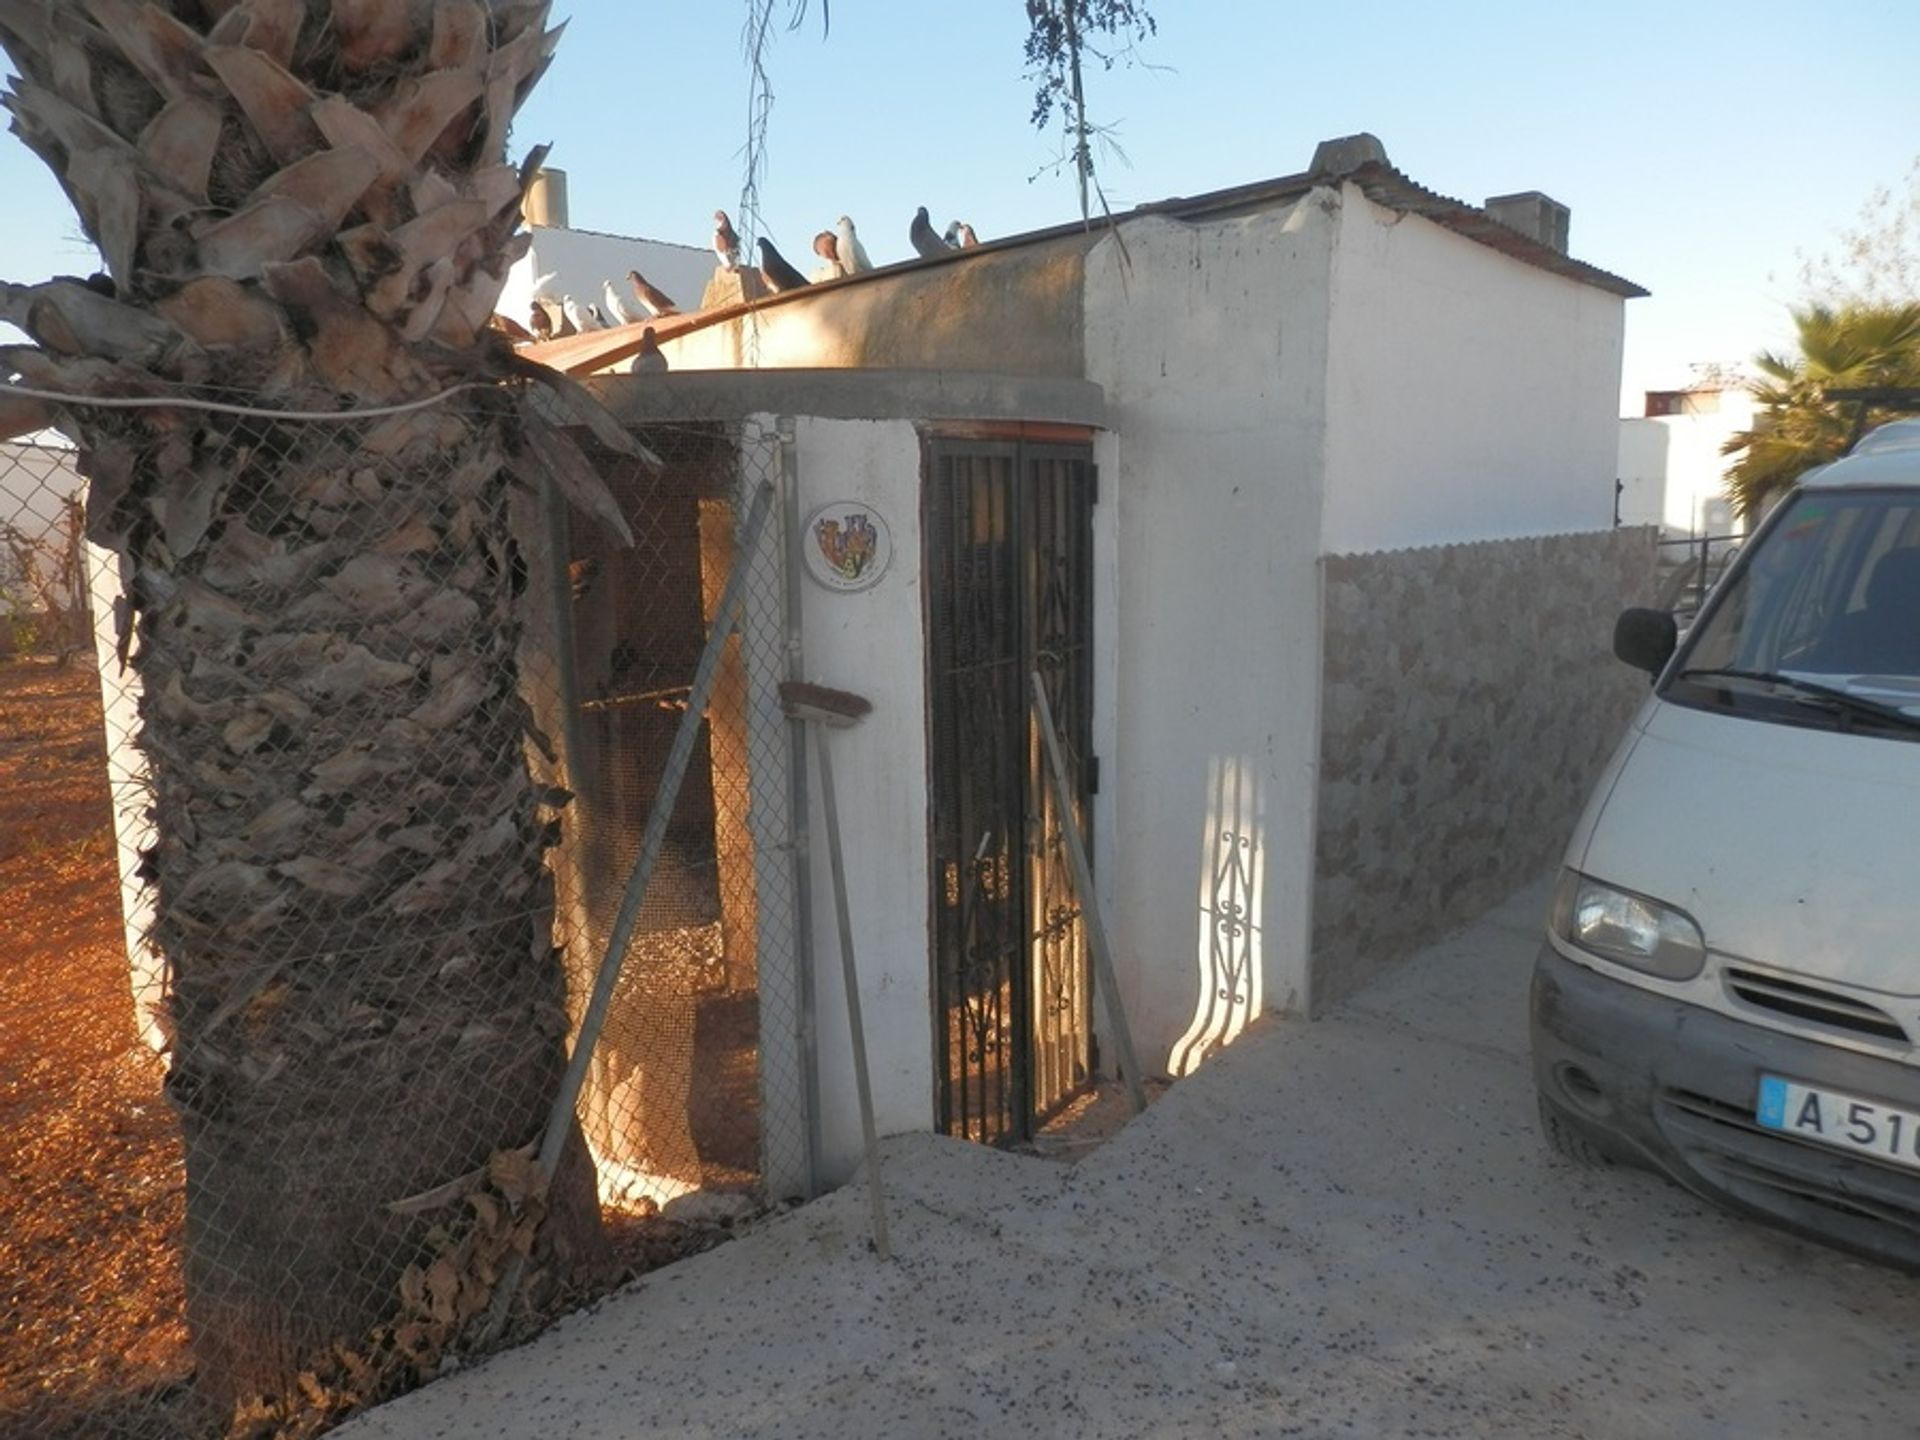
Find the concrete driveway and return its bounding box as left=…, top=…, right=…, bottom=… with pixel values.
left=343, top=878, right=1920, bottom=1439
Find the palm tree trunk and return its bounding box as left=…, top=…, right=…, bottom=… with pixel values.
left=0, top=1, right=613, bottom=1411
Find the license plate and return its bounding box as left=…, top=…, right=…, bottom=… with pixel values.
left=1756, top=1075, right=1920, bottom=1173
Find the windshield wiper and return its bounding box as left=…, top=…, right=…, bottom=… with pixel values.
left=1677, top=667, right=1920, bottom=733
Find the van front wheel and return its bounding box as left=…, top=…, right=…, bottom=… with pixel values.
left=1537, top=1094, right=1614, bottom=1169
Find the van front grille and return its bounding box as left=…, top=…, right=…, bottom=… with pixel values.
left=1657, top=1088, right=1920, bottom=1258
left=1723, top=969, right=1909, bottom=1044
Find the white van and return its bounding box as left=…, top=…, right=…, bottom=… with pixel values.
left=1532, top=417, right=1920, bottom=1269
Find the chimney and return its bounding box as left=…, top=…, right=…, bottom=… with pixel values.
left=524, top=167, right=569, bottom=229
left=1307, top=132, right=1390, bottom=182
left=1483, top=191, right=1570, bottom=254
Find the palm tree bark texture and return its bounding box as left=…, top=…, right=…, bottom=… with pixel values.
left=0, top=0, right=616, bottom=1410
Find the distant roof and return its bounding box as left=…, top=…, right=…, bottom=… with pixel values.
left=528, top=223, right=707, bottom=255
left=1133, top=159, right=1646, bottom=299
left=522, top=151, right=1647, bottom=376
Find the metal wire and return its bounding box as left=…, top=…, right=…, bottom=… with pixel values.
left=0, top=394, right=809, bottom=1437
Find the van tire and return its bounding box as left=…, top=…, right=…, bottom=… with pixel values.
left=1537, top=1094, right=1614, bottom=1169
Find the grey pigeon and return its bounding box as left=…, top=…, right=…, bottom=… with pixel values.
left=758, top=237, right=810, bottom=293
left=632, top=327, right=669, bottom=374
left=910, top=206, right=948, bottom=260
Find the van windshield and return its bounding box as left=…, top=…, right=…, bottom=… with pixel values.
left=1667, top=488, right=1920, bottom=737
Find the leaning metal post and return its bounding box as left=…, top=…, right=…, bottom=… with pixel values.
left=1031, top=671, right=1148, bottom=1116
left=777, top=415, right=824, bottom=1197
left=481, top=478, right=778, bottom=1343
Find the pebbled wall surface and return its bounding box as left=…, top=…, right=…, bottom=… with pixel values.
left=1311, top=526, right=1660, bottom=1011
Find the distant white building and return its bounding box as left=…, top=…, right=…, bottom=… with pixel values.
left=1618, top=380, right=1757, bottom=538
left=496, top=171, right=712, bottom=336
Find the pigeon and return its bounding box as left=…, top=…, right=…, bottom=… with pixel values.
left=561, top=295, right=602, bottom=332
left=534, top=297, right=573, bottom=338
left=529, top=269, right=562, bottom=300
left=834, top=216, right=873, bottom=275
left=602, top=279, right=648, bottom=326
left=632, top=327, right=669, bottom=374
left=627, top=270, right=681, bottom=318
left=491, top=311, right=535, bottom=342
left=909, top=206, right=948, bottom=260
left=528, top=303, right=553, bottom=341
left=757, top=237, right=809, bottom=293
left=945, top=220, right=980, bottom=249
left=943, top=221, right=962, bottom=247
left=812, top=230, right=846, bottom=281
left=713, top=210, right=742, bottom=270
left=568, top=558, right=600, bottom=602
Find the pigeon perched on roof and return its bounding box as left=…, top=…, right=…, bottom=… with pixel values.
left=626, top=271, right=681, bottom=318
left=834, top=216, right=874, bottom=275
left=812, top=231, right=846, bottom=281
left=602, top=279, right=648, bottom=327
left=713, top=211, right=742, bottom=270
left=632, top=327, right=669, bottom=374
left=910, top=206, right=948, bottom=260
left=945, top=220, right=980, bottom=249
left=561, top=295, right=603, bottom=332
left=757, top=237, right=809, bottom=294
left=491, top=311, right=535, bottom=343
left=528, top=303, right=553, bottom=341
left=533, top=297, right=573, bottom=338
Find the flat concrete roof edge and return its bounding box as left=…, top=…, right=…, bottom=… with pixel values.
left=586, top=369, right=1108, bottom=429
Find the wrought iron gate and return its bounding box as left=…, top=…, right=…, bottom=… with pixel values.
left=926, top=437, right=1096, bottom=1144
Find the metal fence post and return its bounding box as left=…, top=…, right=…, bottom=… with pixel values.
left=482, top=477, right=777, bottom=1341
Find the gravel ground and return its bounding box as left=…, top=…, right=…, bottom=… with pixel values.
left=341, top=878, right=1920, bottom=1440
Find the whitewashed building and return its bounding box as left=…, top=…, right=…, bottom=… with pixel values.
left=1618, top=379, right=1756, bottom=538
left=527, top=133, right=1658, bottom=1185
left=497, top=169, right=713, bottom=338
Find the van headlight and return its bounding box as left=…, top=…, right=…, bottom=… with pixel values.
left=1551, top=870, right=1705, bottom=980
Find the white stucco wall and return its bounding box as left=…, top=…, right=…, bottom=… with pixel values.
left=1617, top=391, right=1753, bottom=537
left=0, top=439, right=166, bottom=1052
left=500, top=226, right=714, bottom=331
left=1082, top=202, right=1336, bottom=1073
left=1319, top=183, right=1628, bottom=555
left=775, top=416, right=935, bottom=1184
left=1616, top=417, right=1671, bottom=530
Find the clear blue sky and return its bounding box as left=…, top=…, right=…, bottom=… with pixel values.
left=3, top=1, right=1917, bottom=411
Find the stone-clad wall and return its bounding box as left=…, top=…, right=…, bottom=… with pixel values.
left=1311, top=527, right=1659, bottom=1011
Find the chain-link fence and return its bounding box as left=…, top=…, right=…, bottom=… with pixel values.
left=0, top=388, right=807, bottom=1439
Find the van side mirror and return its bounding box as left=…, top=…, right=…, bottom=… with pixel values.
left=1614, top=607, right=1678, bottom=676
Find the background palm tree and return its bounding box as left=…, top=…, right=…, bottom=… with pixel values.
left=1724, top=303, right=1920, bottom=521
left=0, top=0, right=621, bottom=1418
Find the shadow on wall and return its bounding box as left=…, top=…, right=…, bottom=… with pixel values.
left=1169, top=756, right=1266, bottom=1077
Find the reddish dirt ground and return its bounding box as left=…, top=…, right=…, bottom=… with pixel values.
left=0, top=661, right=745, bottom=1438
left=0, top=659, right=190, bottom=1435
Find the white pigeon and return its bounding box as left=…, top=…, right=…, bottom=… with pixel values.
left=529, top=269, right=562, bottom=301
left=834, top=215, right=873, bottom=275
left=561, top=295, right=603, bottom=333
left=602, top=279, right=647, bottom=327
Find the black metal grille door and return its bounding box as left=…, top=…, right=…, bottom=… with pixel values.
left=927, top=440, right=1095, bottom=1144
